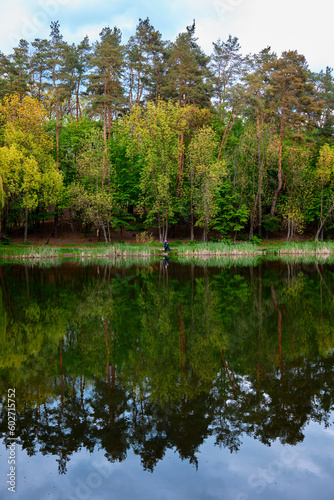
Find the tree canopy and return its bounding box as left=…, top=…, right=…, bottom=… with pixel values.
left=0, top=19, right=333, bottom=242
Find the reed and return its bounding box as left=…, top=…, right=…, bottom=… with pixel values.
left=175, top=241, right=260, bottom=256
left=266, top=241, right=334, bottom=256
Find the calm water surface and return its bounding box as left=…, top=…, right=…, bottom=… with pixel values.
left=0, top=259, right=333, bottom=500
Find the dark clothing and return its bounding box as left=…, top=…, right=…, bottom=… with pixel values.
left=164, top=241, right=171, bottom=252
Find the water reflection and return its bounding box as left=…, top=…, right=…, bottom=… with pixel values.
left=0, top=260, right=333, bottom=478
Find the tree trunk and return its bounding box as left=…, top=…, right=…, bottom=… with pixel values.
left=270, top=83, right=286, bottom=216
left=24, top=207, right=29, bottom=243
left=190, top=157, right=194, bottom=240
left=56, top=87, right=59, bottom=169
left=315, top=202, right=334, bottom=241
left=202, top=224, right=207, bottom=242
left=53, top=211, right=58, bottom=238
left=177, top=131, right=184, bottom=193
left=249, top=218, right=254, bottom=241
left=102, top=224, right=108, bottom=243
left=102, top=74, right=107, bottom=188
left=1, top=203, right=7, bottom=235
left=190, top=213, right=194, bottom=241
left=256, top=100, right=263, bottom=236
left=218, top=106, right=235, bottom=160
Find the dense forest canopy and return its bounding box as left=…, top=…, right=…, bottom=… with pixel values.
left=0, top=19, right=334, bottom=243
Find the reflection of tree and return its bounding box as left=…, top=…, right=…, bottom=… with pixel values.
left=0, top=261, right=334, bottom=473
left=89, top=378, right=129, bottom=463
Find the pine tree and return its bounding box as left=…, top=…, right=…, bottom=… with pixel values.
left=125, top=18, right=165, bottom=108
left=74, top=36, right=91, bottom=121
left=0, top=39, right=31, bottom=99
left=88, top=27, right=125, bottom=134
left=210, top=35, right=244, bottom=107
left=87, top=26, right=125, bottom=190
left=31, top=38, right=50, bottom=100
left=316, top=67, right=334, bottom=141
left=161, top=21, right=213, bottom=107
left=243, top=47, right=276, bottom=236
left=266, top=50, right=320, bottom=216
left=45, top=21, right=67, bottom=169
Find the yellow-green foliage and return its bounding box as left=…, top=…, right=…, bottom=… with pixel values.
left=189, top=126, right=226, bottom=238
left=0, top=94, right=63, bottom=229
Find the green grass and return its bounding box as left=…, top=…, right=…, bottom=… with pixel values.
left=75, top=243, right=157, bottom=257
left=175, top=241, right=260, bottom=255
left=266, top=241, right=334, bottom=255
left=0, top=242, right=160, bottom=259
left=1, top=240, right=334, bottom=261
left=0, top=245, right=64, bottom=258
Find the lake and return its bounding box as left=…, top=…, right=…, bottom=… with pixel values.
left=0, top=258, right=333, bottom=500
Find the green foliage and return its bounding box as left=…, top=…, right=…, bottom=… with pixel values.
left=0, top=26, right=333, bottom=241
left=189, top=126, right=226, bottom=241
left=0, top=94, right=63, bottom=235
left=0, top=237, right=11, bottom=245
left=261, top=213, right=281, bottom=233
left=250, top=235, right=263, bottom=245
left=128, top=101, right=186, bottom=241
left=213, top=181, right=249, bottom=235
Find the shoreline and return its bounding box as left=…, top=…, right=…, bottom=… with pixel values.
left=1, top=241, right=334, bottom=261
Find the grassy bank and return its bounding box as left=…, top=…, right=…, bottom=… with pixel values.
left=0, top=243, right=160, bottom=259
left=1, top=240, right=334, bottom=261
left=174, top=241, right=260, bottom=256
left=265, top=241, right=334, bottom=256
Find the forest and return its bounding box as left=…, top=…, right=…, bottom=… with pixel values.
left=0, top=18, right=334, bottom=243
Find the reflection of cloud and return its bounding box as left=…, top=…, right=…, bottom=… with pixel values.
left=294, top=455, right=322, bottom=475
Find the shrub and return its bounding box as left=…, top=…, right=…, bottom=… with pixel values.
left=136, top=231, right=154, bottom=244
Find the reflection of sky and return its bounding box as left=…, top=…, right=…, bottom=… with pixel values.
left=1, top=416, right=333, bottom=500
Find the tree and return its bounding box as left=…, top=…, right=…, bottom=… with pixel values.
left=125, top=18, right=165, bottom=108
left=0, top=39, right=31, bottom=99
left=315, top=67, right=334, bottom=142
left=0, top=94, right=63, bottom=241
left=46, top=20, right=67, bottom=169
left=88, top=26, right=125, bottom=133
left=266, top=51, right=319, bottom=216
left=210, top=35, right=244, bottom=107
left=129, top=101, right=186, bottom=242
left=108, top=118, right=142, bottom=222
left=88, top=26, right=125, bottom=195
left=244, top=47, right=276, bottom=236
left=161, top=21, right=213, bottom=107
left=30, top=38, right=50, bottom=100
left=69, top=128, right=117, bottom=242
left=281, top=145, right=312, bottom=241
left=73, top=36, right=91, bottom=121
left=314, top=143, right=334, bottom=241
left=189, top=126, right=226, bottom=241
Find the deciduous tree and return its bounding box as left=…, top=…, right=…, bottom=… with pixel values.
left=189, top=126, right=226, bottom=241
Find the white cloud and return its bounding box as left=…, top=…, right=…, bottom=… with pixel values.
left=0, top=0, right=332, bottom=71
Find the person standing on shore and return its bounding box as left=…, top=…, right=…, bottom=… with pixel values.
left=164, top=240, right=171, bottom=252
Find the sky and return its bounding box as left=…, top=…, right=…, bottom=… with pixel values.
left=0, top=0, right=332, bottom=72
